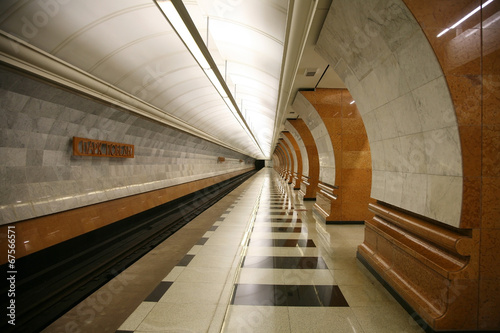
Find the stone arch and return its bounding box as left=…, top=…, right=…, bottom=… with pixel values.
left=315, top=0, right=462, bottom=227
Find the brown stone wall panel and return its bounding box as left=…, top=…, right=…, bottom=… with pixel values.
left=434, top=279, right=479, bottom=330
left=341, top=202, right=373, bottom=221
left=459, top=125, right=482, bottom=178
left=392, top=247, right=448, bottom=316
left=482, top=177, right=500, bottom=229
left=376, top=234, right=394, bottom=267
left=482, top=125, right=500, bottom=177
left=342, top=151, right=372, bottom=169
left=447, top=75, right=482, bottom=126
left=341, top=134, right=371, bottom=152
left=479, top=278, right=500, bottom=329
left=479, top=228, right=500, bottom=280
left=341, top=169, right=372, bottom=186
left=341, top=117, right=366, bottom=135
left=460, top=177, right=481, bottom=229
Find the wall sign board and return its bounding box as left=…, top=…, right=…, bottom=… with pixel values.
left=73, top=137, right=134, bottom=158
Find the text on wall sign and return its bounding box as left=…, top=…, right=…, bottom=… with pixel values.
left=73, top=137, right=134, bottom=158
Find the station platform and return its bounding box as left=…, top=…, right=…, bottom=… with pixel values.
left=42, top=168, right=423, bottom=333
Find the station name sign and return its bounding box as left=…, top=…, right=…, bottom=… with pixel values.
left=73, top=137, right=134, bottom=158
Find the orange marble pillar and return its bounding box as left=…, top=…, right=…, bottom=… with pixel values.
left=287, top=119, right=319, bottom=200
left=283, top=131, right=303, bottom=190
left=300, top=89, right=374, bottom=223
left=401, top=1, right=500, bottom=330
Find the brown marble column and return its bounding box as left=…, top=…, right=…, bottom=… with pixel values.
left=401, top=1, right=500, bottom=330
left=301, top=89, right=374, bottom=223
left=287, top=119, right=319, bottom=200
left=283, top=131, right=303, bottom=190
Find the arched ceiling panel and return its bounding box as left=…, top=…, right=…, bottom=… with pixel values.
left=0, top=0, right=293, bottom=159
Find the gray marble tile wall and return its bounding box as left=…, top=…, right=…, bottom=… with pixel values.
left=0, top=68, right=254, bottom=224
left=315, top=0, right=463, bottom=227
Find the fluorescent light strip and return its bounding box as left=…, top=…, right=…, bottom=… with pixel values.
left=350, top=100, right=355, bottom=104
left=156, top=0, right=264, bottom=156
left=437, top=0, right=494, bottom=37
left=157, top=1, right=210, bottom=69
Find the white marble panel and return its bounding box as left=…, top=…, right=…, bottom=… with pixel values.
left=369, top=141, right=385, bottom=171
left=333, top=58, right=360, bottom=89
left=282, top=136, right=297, bottom=173
left=425, top=175, right=463, bottom=227
left=390, top=92, right=422, bottom=136
left=395, top=30, right=442, bottom=91
left=399, top=133, right=427, bottom=174
left=287, top=124, right=309, bottom=176
left=412, top=76, right=457, bottom=132
left=370, top=170, right=386, bottom=200
left=384, top=171, right=404, bottom=206
left=374, top=103, right=398, bottom=141
left=400, top=173, right=427, bottom=217
left=359, top=70, right=387, bottom=111
left=372, top=54, right=410, bottom=105
left=382, top=137, right=403, bottom=172
left=423, top=128, right=462, bottom=176
left=360, top=110, right=381, bottom=143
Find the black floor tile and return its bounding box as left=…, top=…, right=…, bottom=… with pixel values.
left=284, top=285, right=349, bottom=307
left=256, top=211, right=290, bottom=216
left=241, top=256, right=328, bottom=269
left=254, top=218, right=302, bottom=223
left=144, top=281, right=172, bottom=302
left=252, top=226, right=305, bottom=233
left=231, top=284, right=287, bottom=306
left=231, top=284, right=349, bottom=307
left=196, top=237, right=208, bottom=245
left=209, top=225, right=218, bottom=231
left=177, top=254, right=195, bottom=266
left=248, top=238, right=315, bottom=247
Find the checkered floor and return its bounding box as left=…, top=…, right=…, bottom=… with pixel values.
left=115, top=169, right=424, bottom=332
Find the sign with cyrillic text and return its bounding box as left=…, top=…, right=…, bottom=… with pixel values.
left=73, top=137, right=134, bottom=158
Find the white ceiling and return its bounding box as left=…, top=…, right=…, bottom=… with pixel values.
left=0, top=0, right=344, bottom=159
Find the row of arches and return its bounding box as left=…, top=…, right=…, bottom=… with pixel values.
left=271, top=0, right=499, bottom=330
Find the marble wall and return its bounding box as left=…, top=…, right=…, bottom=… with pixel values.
left=0, top=67, right=254, bottom=225
left=315, top=0, right=463, bottom=227
left=301, top=89, right=373, bottom=222
left=402, top=0, right=500, bottom=329
left=281, top=135, right=298, bottom=175
left=292, top=93, right=336, bottom=185
left=285, top=121, right=309, bottom=177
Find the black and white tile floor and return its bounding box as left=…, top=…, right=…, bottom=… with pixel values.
left=116, top=169, right=424, bottom=332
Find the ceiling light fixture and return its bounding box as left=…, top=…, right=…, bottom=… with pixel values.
left=155, top=0, right=263, bottom=156
left=350, top=100, right=355, bottom=104
left=437, top=0, right=494, bottom=37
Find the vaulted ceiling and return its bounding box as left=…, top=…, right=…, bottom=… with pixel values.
left=0, top=0, right=344, bottom=159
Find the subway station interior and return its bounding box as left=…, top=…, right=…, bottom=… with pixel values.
left=0, top=0, right=499, bottom=332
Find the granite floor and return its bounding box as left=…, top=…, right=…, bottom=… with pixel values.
left=43, top=168, right=425, bottom=333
